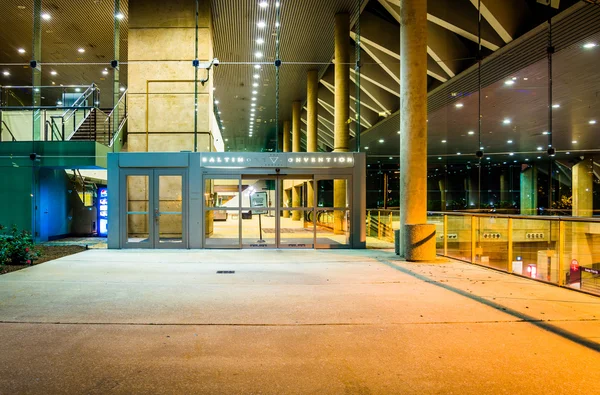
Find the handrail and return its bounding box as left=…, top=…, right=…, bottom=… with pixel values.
left=427, top=211, right=600, bottom=224
left=65, top=107, right=96, bottom=141
left=109, top=115, right=127, bottom=148
left=107, top=90, right=127, bottom=119
left=1, top=120, right=17, bottom=141
left=63, top=84, right=97, bottom=122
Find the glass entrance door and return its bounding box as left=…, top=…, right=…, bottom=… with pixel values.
left=122, top=169, right=187, bottom=248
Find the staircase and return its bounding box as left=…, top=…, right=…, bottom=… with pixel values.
left=70, top=109, right=109, bottom=145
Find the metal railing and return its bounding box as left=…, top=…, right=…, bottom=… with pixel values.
left=52, top=84, right=99, bottom=141
left=0, top=120, right=17, bottom=142
left=366, top=209, right=600, bottom=296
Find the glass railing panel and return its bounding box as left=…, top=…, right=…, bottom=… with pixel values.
left=563, top=221, right=600, bottom=295
left=446, top=215, right=471, bottom=262
left=474, top=216, right=509, bottom=271
left=511, top=218, right=559, bottom=283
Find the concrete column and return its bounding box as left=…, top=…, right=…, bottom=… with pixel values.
left=292, top=101, right=301, bottom=152
left=572, top=159, right=593, bottom=217
left=438, top=179, right=446, bottom=211
left=283, top=120, right=291, bottom=152
left=520, top=166, right=537, bottom=215
left=399, top=0, right=435, bottom=261
left=306, top=70, right=319, bottom=153
left=292, top=185, right=302, bottom=221
left=283, top=188, right=290, bottom=218
left=334, top=13, right=350, bottom=152
left=333, top=13, right=350, bottom=234
left=499, top=170, right=509, bottom=204
left=128, top=0, right=213, bottom=152
left=113, top=0, right=122, bottom=136
left=32, top=0, right=42, bottom=140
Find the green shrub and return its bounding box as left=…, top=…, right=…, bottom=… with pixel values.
left=0, top=224, right=40, bottom=266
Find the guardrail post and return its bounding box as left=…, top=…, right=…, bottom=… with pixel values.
left=507, top=217, right=513, bottom=273
left=471, top=215, right=477, bottom=263
left=558, top=220, right=565, bottom=286
left=443, top=214, right=448, bottom=256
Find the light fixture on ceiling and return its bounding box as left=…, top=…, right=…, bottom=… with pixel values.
left=364, top=146, right=369, bottom=150
left=252, top=97, right=257, bottom=101
left=552, top=104, right=560, bottom=108
left=590, top=120, right=597, bottom=125
left=255, top=51, right=263, bottom=58
left=275, top=22, right=280, bottom=28
left=378, top=139, right=384, bottom=143
left=507, top=140, right=513, bottom=143
left=542, top=131, right=549, bottom=135
left=252, top=90, right=258, bottom=94
left=537, top=146, right=543, bottom=150
left=455, top=103, right=464, bottom=108
left=57, top=101, right=62, bottom=105
left=50, top=70, right=57, bottom=75
left=115, top=12, right=125, bottom=20
left=486, top=157, right=491, bottom=160
left=572, top=140, right=578, bottom=144
left=75, top=88, right=81, bottom=92
left=250, top=109, right=255, bottom=112
left=253, top=83, right=259, bottom=87
left=457, top=152, right=461, bottom=155
left=215, top=100, right=220, bottom=104
left=509, top=152, right=514, bottom=156
left=259, top=1, right=268, bottom=8
left=257, top=21, right=266, bottom=29
left=251, top=103, right=256, bottom=107
left=18, top=48, right=25, bottom=54
left=438, top=157, right=442, bottom=160
left=256, top=38, right=264, bottom=45
left=583, top=42, right=597, bottom=49
left=254, top=64, right=261, bottom=70
left=218, top=111, right=222, bottom=115
left=504, top=80, right=515, bottom=86
left=537, top=156, right=542, bottom=159
left=253, top=74, right=259, bottom=79
left=503, top=118, right=511, bottom=124
left=441, top=140, right=447, bottom=143
left=120, top=87, right=125, bottom=92
left=41, top=13, right=51, bottom=20
left=78, top=48, right=85, bottom=53
left=467, top=131, right=474, bottom=135
left=102, top=69, right=109, bottom=75
left=2, top=70, right=9, bottom=76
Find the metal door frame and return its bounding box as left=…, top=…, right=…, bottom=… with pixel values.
left=120, top=168, right=188, bottom=249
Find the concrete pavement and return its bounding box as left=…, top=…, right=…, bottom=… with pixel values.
left=0, top=249, right=599, bottom=394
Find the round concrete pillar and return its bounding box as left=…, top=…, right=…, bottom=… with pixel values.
left=306, top=70, right=319, bottom=153
left=292, top=101, right=301, bottom=153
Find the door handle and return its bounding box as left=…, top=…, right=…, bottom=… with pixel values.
left=155, top=208, right=161, bottom=222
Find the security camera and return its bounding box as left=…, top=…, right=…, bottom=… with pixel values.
left=275, top=168, right=281, bottom=173
left=110, top=60, right=119, bottom=69
left=213, top=58, right=220, bottom=67
left=547, top=147, right=556, bottom=157
left=274, top=59, right=282, bottom=67
left=475, top=150, right=484, bottom=159
left=29, top=60, right=41, bottom=71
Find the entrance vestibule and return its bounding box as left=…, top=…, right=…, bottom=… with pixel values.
left=107, top=152, right=365, bottom=249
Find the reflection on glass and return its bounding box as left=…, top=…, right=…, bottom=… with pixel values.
left=511, top=219, right=558, bottom=282
left=474, top=217, right=509, bottom=271
left=242, top=210, right=276, bottom=247
left=241, top=179, right=276, bottom=209
left=315, top=210, right=350, bottom=247
left=279, top=210, right=314, bottom=248
left=158, top=175, right=183, bottom=243
left=205, top=210, right=240, bottom=248
left=446, top=215, right=471, bottom=262
left=126, top=175, right=149, bottom=243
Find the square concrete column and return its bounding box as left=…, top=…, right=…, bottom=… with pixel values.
left=572, top=159, right=593, bottom=217
left=520, top=166, right=537, bottom=215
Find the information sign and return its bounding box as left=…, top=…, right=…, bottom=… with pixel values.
left=250, top=191, right=268, bottom=215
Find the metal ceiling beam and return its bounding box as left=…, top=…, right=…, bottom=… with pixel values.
left=469, top=0, right=513, bottom=43
left=350, top=32, right=400, bottom=85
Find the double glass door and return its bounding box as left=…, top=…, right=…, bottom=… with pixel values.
left=204, top=175, right=351, bottom=249
left=122, top=169, right=187, bottom=248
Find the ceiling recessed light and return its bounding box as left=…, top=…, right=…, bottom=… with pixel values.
left=41, top=13, right=51, bottom=20
left=486, top=157, right=491, bottom=160
left=512, top=77, right=517, bottom=80
left=253, top=74, right=259, bottom=79
left=218, top=111, right=222, bottom=114
left=525, top=158, right=529, bottom=161
left=509, top=153, right=514, bottom=156
left=259, top=1, right=268, bottom=8
left=78, top=48, right=85, bottom=53
left=257, top=21, right=266, bottom=29
left=572, top=140, right=578, bottom=144
left=50, top=70, right=57, bottom=76
left=115, top=12, right=125, bottom=20
left=504, top=80, right=515, bottom=86
left=441, top=140, right=447, bottom=143
left=215, top=100, right=220, bottom=104
left=252, top=90, right=258, bottom=94
left=378, top=139, right=384, bottom=143
left=467, top=131, right=474, bottom=135
left=507, top=140, right=513, bottom=143
left=364, top=146, right=369, bottom=150
left=2, top=71, right=9, bottom=76
left=251, top=103, right=256, bottom=107
left=120, top=86, right=125, bottom=92
left=57, top=101, right=62, bottom=105
left=590, top=120, right=597, bottom=125
left=566, top=152, right=571, bottom=155
left=537, top=156, right=542, bottom=159
left=252, top=97, right=257, bottom=101
left=250, top=109, right=255, bottom=112
left=455, top=103, right=464, bottom=108
left=75, top=88, right=81, bottom=92
left=438, top=157, right=442, bottom=160
left=583, top=42, right=597, bottom=49
left=503, top=118, right=511, bottom=124
left=254, top=65, right=261, bottom=70
left=457, top=152, right=461, bottom=155
left=255, top=51, right=263, bottom=59
left=256, top=38, right=264, bottom=45
left=102, top=69, right=109, bottom=75
left=552, top=104, right=560, bottom=108
left=276, top=1, right=280, bottom=6
left=542, top=131, right=549, bottom=135
left=523, top=77, right=528, bottom=81
left=253, top=83, right=259, bottom=87
left=18, top=48, right=25, bottom=54
left=537, top=146, right=543, bottom=151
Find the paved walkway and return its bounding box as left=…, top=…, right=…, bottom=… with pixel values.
left=0, top=249, right=599, bottom=394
